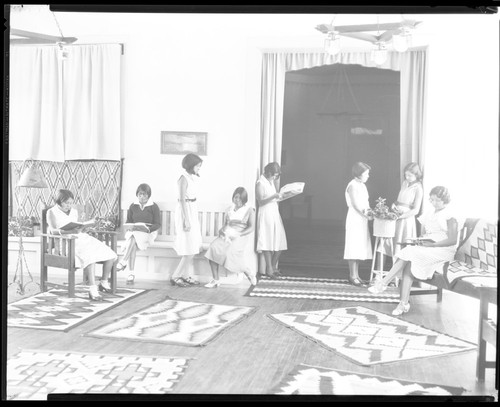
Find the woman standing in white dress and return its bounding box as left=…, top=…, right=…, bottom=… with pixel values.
left=256, top=162, right=288, bottom=279
left=171, top=153, right=203, bottom=287
left=392, top=162, right=424, bottom=256
left=344, top=162, right=373, bottom=286
left=369, top=186, right=461, bottom=316
left=204, top=187, right=258, bottom=287
left=46, top=189, right=117, bottom=300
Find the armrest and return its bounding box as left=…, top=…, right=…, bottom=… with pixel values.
left=41, top=233, right=77, bottom=240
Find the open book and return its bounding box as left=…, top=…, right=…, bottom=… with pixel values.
left=402, top=238, right=436, bottom=246
left=60, top=220, right=95, bottom=231
left=278, top=182, right=305, bottom=202
left=124, top=222, right=151, bottom=232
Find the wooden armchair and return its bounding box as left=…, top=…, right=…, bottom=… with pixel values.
left=476, top=287, right=497, bottom=382
left=40, top=207, right=118, bottom=297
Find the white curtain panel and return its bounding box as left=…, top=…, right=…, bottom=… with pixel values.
left=9, top=46, right=65, bottom=161
left=63, top=44, right=121, bottom=160
left=9, top=43, right=121, bottom=161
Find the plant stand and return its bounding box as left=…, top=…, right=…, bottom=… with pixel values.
left=370, top=219, right=397, bottom=286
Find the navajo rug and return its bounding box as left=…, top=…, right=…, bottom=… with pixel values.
left=87, top=298, right=257, bottom=346
left=8, top=286, right=146, bottom=332
left=268, top=306, right=476, bottom=366
left=271, top=364, right=467, bottom=396
left=7, top=349, right=190, bottom=400
left=246, top=275, right=401, bottom=303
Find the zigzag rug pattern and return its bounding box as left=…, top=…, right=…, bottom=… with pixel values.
left=271, top=364, right=467, bottom=395
left=268, top=306, right=476, bottom=366
left=247, top=275, right=400, bottom=303
left=8, top=286, right=146, bottom=332
left=87, top=298, right=257, bottom=346
left=7, top=349, right=190, bottom=400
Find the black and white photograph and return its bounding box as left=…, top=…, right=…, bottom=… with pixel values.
left=3, top=4, right=498, bottom=401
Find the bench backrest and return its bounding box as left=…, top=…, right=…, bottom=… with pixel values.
left=455, top=218, right=497, bottom=274
left=119, top=201, right=229, bottom=243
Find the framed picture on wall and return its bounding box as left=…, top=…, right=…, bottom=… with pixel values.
left=161, top=131, right=208, bottom=155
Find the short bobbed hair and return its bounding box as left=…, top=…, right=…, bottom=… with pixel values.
left=136, top=183, right=152, bottom=198
left=182, top=153, right=203, bottom=175
left=264, top=162, right=281, bottom=177
left=352, top=162, right=371, bottom=178
left=55, top=189, right=74, bottom=205
left=232, top=187, right=248, bottom=204
left=404, top=162, right=423, bottom=181
left=429, top=186, right=451, bottom=204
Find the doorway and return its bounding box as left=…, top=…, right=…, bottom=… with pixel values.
left=279, top=63, right=400, bottom=279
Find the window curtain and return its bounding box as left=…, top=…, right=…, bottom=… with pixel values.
left=9, top=43, right=121, bottom=161
left=260, top=49, right=428, bottom=175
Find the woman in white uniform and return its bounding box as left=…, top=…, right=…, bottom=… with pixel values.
left=46, top=189, right=117, bottom=301
left=344, top=162, right=373, bottom=286
left=369, top=186, right=461, bottom=316
left=256, top=162, right=289, bottom=279
left=171, top=153, right=203, bottom=287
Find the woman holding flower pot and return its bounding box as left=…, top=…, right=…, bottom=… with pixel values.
left=343, top=162, right=373, bottom=286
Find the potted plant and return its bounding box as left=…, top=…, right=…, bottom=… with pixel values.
left=367, top=197, right=399, bottom=238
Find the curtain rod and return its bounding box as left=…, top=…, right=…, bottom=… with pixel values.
left=10, top=43, right=125, bottom=54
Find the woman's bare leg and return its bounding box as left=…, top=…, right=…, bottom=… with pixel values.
left=348, top=260, right=359, bottom=280
left=399, top=263, right=414, bottom=304
left=272, top=251, right=281, bottom=271
left=380, top=259, right=407, bottom=286
left=263, top=251, right=274, bottom=276
left=171, top=256, right=188, bottom=280
left=208, top=260, right=220, bottom=280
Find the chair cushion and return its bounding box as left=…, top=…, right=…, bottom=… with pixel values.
left=445, top=260, right=497, bottom=289
left=455, top=219, right=497, bottom=273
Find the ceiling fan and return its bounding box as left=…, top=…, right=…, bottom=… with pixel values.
left=10, top=28, right=78, bottom=45
left=315, top=19, right=422, bottom=46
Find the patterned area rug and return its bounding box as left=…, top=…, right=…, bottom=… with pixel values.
left=8, top=286, right=146, bottom=332
left=271, top=364, right=467, bottom=395
left=7, top=349, right=190, bottom=400
left=247, top=275, right=401, bottom=303
left=87, top=298, right=257, bottom=346
left=268, top=306, right=476, bottom=366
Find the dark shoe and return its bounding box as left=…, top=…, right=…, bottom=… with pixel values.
left=98, top=283, right=112, bottom=293
left=266, top=273, right=278, bottom=280
left=349, top=277, right=368, bottom=287
left=182, top=276, right=200, bottom=285
left=170, top=278, right=189, bottom=287
left=273, top=269, right=283, bottom=277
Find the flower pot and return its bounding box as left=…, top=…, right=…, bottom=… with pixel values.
left=373, top=218, right=396, bottom=238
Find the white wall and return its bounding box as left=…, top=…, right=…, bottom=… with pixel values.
left=10, top=9, right=499, bottom=219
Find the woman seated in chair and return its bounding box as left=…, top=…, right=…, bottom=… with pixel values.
left=368, top=186, right=462, bottom=316
left=46, top=189, right=118, bottom=301
left=204, top=187, right=258, bottom=287
left=116, top=183, right=161, bottom=285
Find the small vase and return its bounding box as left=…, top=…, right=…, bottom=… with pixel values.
left=373, top=218, right=396, bottom=238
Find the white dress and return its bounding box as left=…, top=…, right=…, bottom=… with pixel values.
left=47, top=206, right=117, bottom=269
left=124, top=201, right=160, bottom=251
left=396, top=206, right=462, bottom=280
left=256, top=175, right=287, bottom=252
left=174, top=170, right=202, bottom=256
left=344, top=179, right=372, bottom=260
left=393, top=181, right=423, bottom=256
left=205, top=204, right=257, bottom=276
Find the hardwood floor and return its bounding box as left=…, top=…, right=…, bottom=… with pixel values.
left=6, top=274, right=498, bottom=399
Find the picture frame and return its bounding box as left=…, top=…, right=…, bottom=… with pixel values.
left=161, top=131, right=208, bottom=155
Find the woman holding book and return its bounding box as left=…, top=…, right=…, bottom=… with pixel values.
left=116, top=183, right=161, bottom=284
left=171, top=153, right=203, bottom=287
left=344, top=162, right=373, bottom=287
left=369, top=186, right=461, bottom=316
left=256, top=162, right=290, bottom=279
left=46, top=189, right=117, bottom=301
left=392, top=162, right=424, bottom=256
left=204, top=187, right=257, bottom=287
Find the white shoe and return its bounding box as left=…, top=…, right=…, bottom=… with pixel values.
left=368, top=281, right=387, bottom=294
left=204, top=279, right=220, bottom=288
left=392, top=302, right=410, bottom=316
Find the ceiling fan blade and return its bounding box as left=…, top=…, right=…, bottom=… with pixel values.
left=315, top=24, right=332, bottom=34
left=378, top=30, right=397, bottom=43
left=339, top=32, right=378, bottom=43
left=10, top=28, right=77, bottom=44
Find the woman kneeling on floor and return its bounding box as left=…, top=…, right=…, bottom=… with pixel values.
left=368, top=186, right=462, bottom=316
left=204, top=187, right=258, bottom=287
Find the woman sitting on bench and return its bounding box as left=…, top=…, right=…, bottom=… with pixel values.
left=368, top=186, right=462, bottom=316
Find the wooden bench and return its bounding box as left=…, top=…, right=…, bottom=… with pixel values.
left=411, top=218, right=497, bottom=381
left=117, top=202, right=235, bottom=282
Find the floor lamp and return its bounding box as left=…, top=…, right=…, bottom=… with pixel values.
left=9, top=162, right=48, bottom=297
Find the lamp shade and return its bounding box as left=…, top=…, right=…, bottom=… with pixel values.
left=18, top=166, right=48, bottom=188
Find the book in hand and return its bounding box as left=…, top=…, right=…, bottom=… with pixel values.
left=403, top=238, right=436, bottom=246
left=59, top=220, right=95, bottom=231
left=124, top=222, right=151, bottom=232
left=278, top=182, right=305, bottom=201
